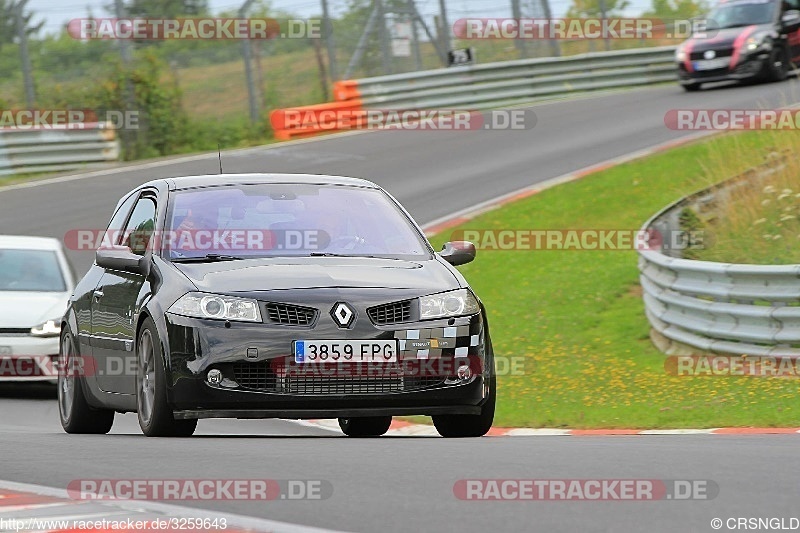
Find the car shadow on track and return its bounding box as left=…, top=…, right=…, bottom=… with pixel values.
left=0, top=382, right=57, bottom=400
left=680, top=73, right=800, bottom=94
left=99, top=434, right=439, bottom=439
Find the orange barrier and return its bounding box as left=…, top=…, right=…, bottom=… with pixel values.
left=270, top=98, right=363, bottom=140
left=333, top=80, right=361, bottom=102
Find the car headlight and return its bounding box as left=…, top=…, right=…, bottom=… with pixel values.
left=168, top=292, right=262, bottom=322
left=419, top=289, right=479, bottom=320
left=676, top=47, right=687, bottom=62
left=745, top=35, right=769, bottom=52
left=30, top=319, right=61, bottom=337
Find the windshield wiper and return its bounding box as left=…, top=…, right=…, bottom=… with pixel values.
left=309, top=252, right=352, bottom=257
left=308, top=252, right=409, bottom=260
left=309, top=252, right=388, bottom=258
left=171, top=254, right=248, bottom=263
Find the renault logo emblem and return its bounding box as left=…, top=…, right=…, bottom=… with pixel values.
left=331, top=302, right=355, bottom=328
left=704, top=50, right=716, bottom=59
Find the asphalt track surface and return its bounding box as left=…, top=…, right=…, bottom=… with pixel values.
left=2, top=81, right=800, bottom=532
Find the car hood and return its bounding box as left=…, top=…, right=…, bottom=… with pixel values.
left=173, top=256, right=461, bottom=294
left=0, top=291, right=69, bottom=328
left=685, top=24, right=770, bottom=51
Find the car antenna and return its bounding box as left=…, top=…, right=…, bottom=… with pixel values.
left=218, top=143, right=224, bottom=174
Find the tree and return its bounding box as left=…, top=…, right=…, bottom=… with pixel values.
left=566, top=0, right=630, bottom=18
left=643, top=0, right=709, bottom=19
left=0, top=0, right=42, bottom=52
left=121, top=0, right=209, bottom=18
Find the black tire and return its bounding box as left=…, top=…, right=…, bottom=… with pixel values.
left=432, top=376, right=496, bottom=438
left=58, top=330, right=115, bottom=434
left=136, top=317, right=197, bottom=437
left=765, top=46, right=789, bottom=82
left=338, top=416, right=392, bottom=437
left=682, top=83, right=702, bottom=92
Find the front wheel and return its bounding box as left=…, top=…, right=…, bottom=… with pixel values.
left=136, top=317, right=197, bottom=437
left=338, top=416, right=392, bottom=437
left=765, top=46, right=789, bottom=82
left=432, top=377, right=496, bottom=438
left=58, top=330, right=114, bottom=434
left=682, top=82, right=701, bottom=92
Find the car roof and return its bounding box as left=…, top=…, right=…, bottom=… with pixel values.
left=148, top=174, right=380, bottom=191
left=0, top=235, right=63, bottom=251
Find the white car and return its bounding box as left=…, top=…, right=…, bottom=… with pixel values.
left=0, top=236, right=75, bottom=382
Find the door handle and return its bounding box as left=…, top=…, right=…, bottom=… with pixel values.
left=93, top=289, right=104, bottom=301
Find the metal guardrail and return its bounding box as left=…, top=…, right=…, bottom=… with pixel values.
left=0, top=123, right=120, bottom=176
left=273, top=46, right=678, bottom=139
left=334, top=46, right=678, bottom=110
left=638, top=161, right=800, bottom=357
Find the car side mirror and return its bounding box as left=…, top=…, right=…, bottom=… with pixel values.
left=96, top=246, right=150, bottom=276
left=439, top=241, right=476, bottom=266
left=782, top=10, right=800, bottom=25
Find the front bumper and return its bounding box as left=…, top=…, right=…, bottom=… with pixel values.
left=0, top=334, right=59, bottom=381
left=164, top=311, right=491, bottom=418
left=677, top=52, right=768, bottom=85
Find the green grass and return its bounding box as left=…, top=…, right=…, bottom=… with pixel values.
left=428, top=130, right=800, bottom=429
left=687, top=133, right=800, bottom=265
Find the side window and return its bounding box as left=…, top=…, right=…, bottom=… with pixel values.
left=105, top=193, right=138, bottom=240
left=122, top=196, right=157, bottom=256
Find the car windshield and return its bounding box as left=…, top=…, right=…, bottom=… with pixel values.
left=164, top=184, right=431, bottom=260
left=0, top=249, right=67, bottom=292
left=706, top=0, right=776, bottom=28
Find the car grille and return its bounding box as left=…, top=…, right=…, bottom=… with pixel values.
left=232, top=361, right=444, bottom=394
left=233, top=361, right=277, bottom=390
left=689, top=48, right=733, bottom=60
left=0, top=328, right=30, bottom=336
left=285, top=376, right=405, bottom=394
left=264, top=303, right=317, bottom=326
left=367, top=300, right=412, bottom=325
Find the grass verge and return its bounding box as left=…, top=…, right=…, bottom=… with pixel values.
left=688, top=130, right=800, bottom=264
left=429, top=130, right=800, bottom=428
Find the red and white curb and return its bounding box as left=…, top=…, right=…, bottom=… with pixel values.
left=421, top=131, right=715, bottom=237
left=294, top=419, right=800, bottom=436
left=0, top=479, right=344, bottom=533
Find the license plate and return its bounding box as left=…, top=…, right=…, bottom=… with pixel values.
left=693, top=58, right=729, bottom=71
left=0, top=346, right=11, bottom=355
left=293, top=340, right=398, bottom=363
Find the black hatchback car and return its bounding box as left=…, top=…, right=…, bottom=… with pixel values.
left=58, top=174, right=495, bottom=438
left=676, top=0, right=800, bottom=90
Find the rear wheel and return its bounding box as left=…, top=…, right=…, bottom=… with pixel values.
left=338, top=416, right=392, bottom=437
left=58, top=330, right=114, bottom=434
left=137, top=317, right=197, bottom=437
left=432, top=377, right=496, bottom=438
